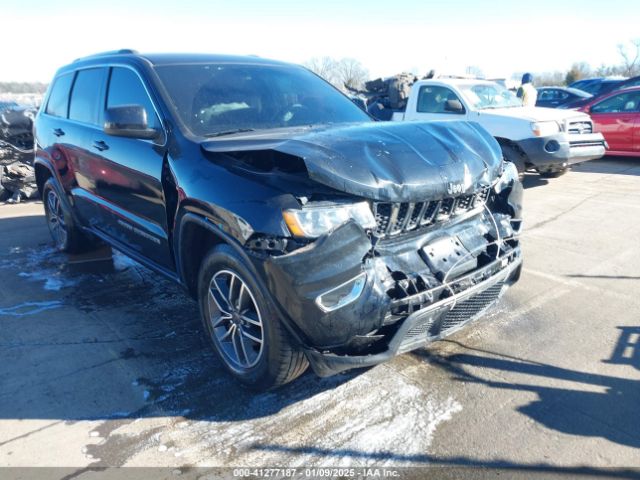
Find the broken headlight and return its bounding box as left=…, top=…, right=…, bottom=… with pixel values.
left=283, top=202, right=376, bottom=238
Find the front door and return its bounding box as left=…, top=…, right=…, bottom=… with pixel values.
left=590, top=91, right=640, bottom=153
left=68, top=66, right=173, bottom=270
left=89, top=66, right=173, bottom=269
left=407, top=85, right=468, bottom=122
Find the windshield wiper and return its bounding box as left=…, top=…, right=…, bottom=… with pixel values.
left=205, top=128, right=256, bottom=138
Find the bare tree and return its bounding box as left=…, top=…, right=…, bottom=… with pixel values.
left=335, top=58, right=369, bottom=90
left=304, top=57, right=369, bottom=91
left=617, top=39, right=640, bottom=76
left=565, top=62, right=592, bottom=85
left=303, top=57, right=339, bottom=86
left=0, top=82, right=48, bottom=94
left=535, top=71, right=565, bottom=87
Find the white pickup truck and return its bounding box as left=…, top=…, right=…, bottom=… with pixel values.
left=391, top=79, right=607, bottom=177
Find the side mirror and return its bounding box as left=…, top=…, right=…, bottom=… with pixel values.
left=445, top=99, right=464, bottom=113
left=104, top=105, right=158, bottom=139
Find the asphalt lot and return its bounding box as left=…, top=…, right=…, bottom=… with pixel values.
left=0, top=157, right=639, bottom=474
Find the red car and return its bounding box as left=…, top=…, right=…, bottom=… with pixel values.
left=578, top=87, right=640, bottom=156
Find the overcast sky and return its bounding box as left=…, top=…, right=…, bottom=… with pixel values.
left=3, top=0, right=639, bottom=82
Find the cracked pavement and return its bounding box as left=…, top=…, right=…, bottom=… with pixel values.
left=0, top=158, right=639, bottom=474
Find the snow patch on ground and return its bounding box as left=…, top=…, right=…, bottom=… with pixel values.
left=3, top=246, right=78, bottom=291
left=138, top=365, right=462, bottom=467
left=18, top=271, right=77, bottom=291
left=0, top=301, right=63, bottom=317
left=112, top=251, right=141, bottom=272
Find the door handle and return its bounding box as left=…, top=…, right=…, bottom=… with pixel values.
left=92, top=140, right=109, bottom=152
left=53, top=128, right=65, bottom=137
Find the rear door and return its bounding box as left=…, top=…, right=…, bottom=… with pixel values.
left=35, top=72, right=76, bottom=191
left=65, top=67, right=109, bottom=223
left=589, top=91, right=640, bottom=152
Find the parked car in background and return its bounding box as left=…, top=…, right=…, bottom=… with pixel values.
left=615, top=75, right=640, bottom=91
left=536, top=87, right=592, bottom=108
left=568, top=78, right=604, bottom=94
left=563, top=76, right=640, bottom=110
left=569, top=77, right=627, bottom=96
left=576, top=86, right=640, bottom=156
left=0, top=100, right=36, bottom=152
left=392, top=78, right=606, bottom=177
left=0, top=100, right=19, bottom=111
left=33, top=50, right=524, bottom=389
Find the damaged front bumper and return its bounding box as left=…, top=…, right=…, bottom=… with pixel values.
left=305, top=254, right=521, bottom=376
left=251, top=176, right=523, bottom=376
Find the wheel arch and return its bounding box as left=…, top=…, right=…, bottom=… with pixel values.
left=494, top=137, right=530, bottom=166
left=175, top=211, right=307, bottom=349
left=34, top=159, right=54, bottom=196
left=176, top=212, right=259, bottom=299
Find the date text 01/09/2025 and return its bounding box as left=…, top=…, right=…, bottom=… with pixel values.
left=232, top=468, right=401, bottom=477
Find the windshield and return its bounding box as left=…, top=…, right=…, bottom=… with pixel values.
left=154, top=63, right=371, bottom=136
left=458, top=83, right=522, bottom=109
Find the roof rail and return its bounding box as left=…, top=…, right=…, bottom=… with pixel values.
left=73, top=49, right=139, bottom=62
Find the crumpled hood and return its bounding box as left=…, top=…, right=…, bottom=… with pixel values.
left=201, top=121, right=502, bottom=202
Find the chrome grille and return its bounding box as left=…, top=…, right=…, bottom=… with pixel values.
left=373, top=186, right=491, bottom=238
left=568, top=120, right=593, bottom=135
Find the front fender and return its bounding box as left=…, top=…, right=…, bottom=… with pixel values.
left=173, top=211, right=308, bottom=347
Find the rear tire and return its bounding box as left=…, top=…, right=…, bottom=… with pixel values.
left=500, top=144, right=526, bottom=181
left=198, top=244, right=308, bottom=390
left=42, top=178, right=97, bottom=253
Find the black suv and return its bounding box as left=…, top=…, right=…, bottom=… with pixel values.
left=34, top=50, right=523, bottom=389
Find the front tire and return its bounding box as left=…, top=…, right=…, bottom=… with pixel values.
left=198, top=244, right=308, bottom=389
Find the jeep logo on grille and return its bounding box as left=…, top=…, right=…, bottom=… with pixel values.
left=447, top=182, right=464, bottom=195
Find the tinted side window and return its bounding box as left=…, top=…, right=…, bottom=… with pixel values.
left=592, top=92, right=640, bottom=113
left=538, top=90, right=554, bottom=101
left=69, top=68, right=106, bottom=125
left=107, top=67, right=160, bottom=129
left=45, top=73, right=74, bottom=117
left=417, top=86, right=463, bottom=113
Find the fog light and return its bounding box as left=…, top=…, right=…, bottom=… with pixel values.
left=545, top=140, right=560, bottom=153
left=315, top=273, right=366, bottom=312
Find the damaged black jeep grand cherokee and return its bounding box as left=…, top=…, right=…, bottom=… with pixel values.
left=34, top=51, right=523, bottom=389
